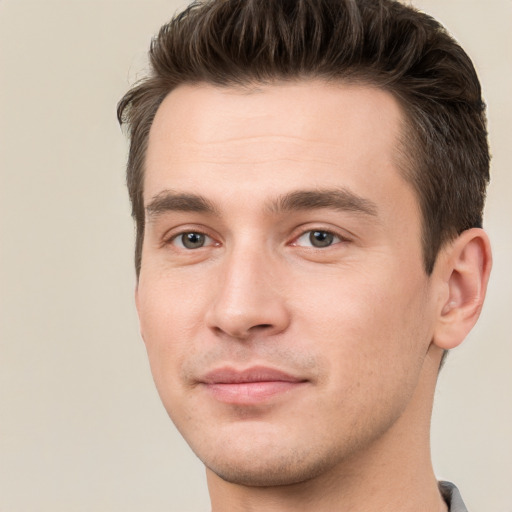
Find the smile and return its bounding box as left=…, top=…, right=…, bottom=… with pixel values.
left=199, top=366, right=309, bottom=405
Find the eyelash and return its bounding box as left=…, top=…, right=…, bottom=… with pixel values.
left=291, top=229, right=346, bottom=249
left=166, top=230, right=217, bottom=250
left=164, top=227, right=349, bottom=251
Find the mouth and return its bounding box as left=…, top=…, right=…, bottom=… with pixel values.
left=199, top=366, right=309, bottom=405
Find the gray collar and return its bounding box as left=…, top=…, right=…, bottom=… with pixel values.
left=439, top=481, right=468, bottom=512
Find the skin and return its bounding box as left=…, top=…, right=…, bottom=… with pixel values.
left=136, top=81, right=491, bottom=511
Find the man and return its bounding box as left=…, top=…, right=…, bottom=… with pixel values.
left=117, top=0, right=492, bottom=510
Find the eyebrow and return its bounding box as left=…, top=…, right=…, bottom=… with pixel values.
left=145, top=187, right=378, bottom=221
left=146, top=190, right=219, bottom=220
left=269, top=188, right=378, bottom=217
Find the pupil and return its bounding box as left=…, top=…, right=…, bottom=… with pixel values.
left=183, top=232, right=205, bottom=249
left=310, top=231, right=333, bottom=247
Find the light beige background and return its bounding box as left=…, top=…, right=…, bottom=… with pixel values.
left=0, top=1, right=510, bottom=511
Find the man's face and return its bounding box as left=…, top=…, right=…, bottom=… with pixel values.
left=137, top=81, right=440, bottom=486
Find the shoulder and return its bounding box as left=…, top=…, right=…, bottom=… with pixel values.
left=439, top=481, right=469, bottom=512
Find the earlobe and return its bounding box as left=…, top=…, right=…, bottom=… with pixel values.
left=433, top=228, right=492, bottom=350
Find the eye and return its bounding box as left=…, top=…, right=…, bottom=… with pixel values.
left=294, top=230, right=343, bottom=248
left=172, top=232, right=213, bottom=250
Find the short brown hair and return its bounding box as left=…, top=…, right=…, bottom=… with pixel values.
left=118, top=0, right=489, bottom=277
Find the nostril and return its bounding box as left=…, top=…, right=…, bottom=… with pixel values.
left=206, top=288, right=291, bottom=339
left=250, top=323, right=274, bottom=332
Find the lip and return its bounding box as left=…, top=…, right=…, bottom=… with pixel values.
left=199, top=366, right=308, bottom=405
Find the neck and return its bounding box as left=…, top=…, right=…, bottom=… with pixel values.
left=207, top=346, right=448, bottom=512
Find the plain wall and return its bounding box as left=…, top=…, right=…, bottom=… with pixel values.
left=1, top=1, right=510, bottom=511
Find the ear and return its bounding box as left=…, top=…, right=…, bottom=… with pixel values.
left=433, top=228, right=492, bottom=350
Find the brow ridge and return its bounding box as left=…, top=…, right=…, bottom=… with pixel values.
left=146, top=190, right=218, bottom=220
left=269, top=188, right=378, bottom=216
left=145, top=187, right=378, bottom=221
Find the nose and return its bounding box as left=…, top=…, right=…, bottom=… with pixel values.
left=205, top=246, right=291, bottom=340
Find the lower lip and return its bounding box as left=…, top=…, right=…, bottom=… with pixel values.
left=204, top=381, right=306, bottom=405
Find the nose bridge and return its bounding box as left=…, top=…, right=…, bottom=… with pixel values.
left=207, top=237, right=289, bottom=339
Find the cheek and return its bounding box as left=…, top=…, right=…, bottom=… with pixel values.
left=296, top=279, right=431, bottom=438
left=293, top=265, right=431, bottom=384
left=138, top=265, right=209, bottom=335
left=136, top=275, right=207, bottom=390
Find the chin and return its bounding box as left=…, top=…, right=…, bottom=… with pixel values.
left=198, top=435, right=345, bottom=488
left=206, top=455, right=332, bottom=487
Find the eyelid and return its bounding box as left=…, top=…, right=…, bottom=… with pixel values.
left=172, top=232, right=214, bottom=249
left=296, top=231, right=335, bottom=247
left=289, top=226, right=352, bottom=249
left=162, top=225, right=221, bottom=249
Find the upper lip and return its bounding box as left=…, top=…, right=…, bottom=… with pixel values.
left=200, top=366, right=306, bottom=384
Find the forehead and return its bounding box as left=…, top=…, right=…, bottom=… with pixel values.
left=147, top=80, right=404, bottom=157
left=144, top=80, right=412, bottom=217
